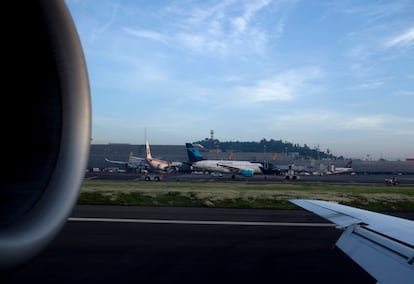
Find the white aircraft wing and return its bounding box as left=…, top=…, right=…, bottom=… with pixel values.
left=129, top=156, right=147, bottom=163
left=105, top=157, right=146, bottom=169
left=290, top=199, right=414, bottom=284
left=105, top=158, right=129, bottom=165
left=216, top=163, right=242, bottom=174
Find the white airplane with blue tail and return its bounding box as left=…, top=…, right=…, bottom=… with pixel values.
left=185, top=143, right=264, bottom=179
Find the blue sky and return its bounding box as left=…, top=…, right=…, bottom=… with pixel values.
left=66, top=0, right=413, bottom=160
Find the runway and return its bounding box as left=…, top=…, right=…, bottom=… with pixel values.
left=1, top=205, right=395, bottom=283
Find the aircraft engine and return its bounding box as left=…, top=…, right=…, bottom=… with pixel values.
left=240, top=169, right=254, bottom=177
left=1, top=0, right=91, bottom=271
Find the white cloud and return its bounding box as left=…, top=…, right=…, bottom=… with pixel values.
left=231, top=0, right=271, bottom=34
left=268, top=111, right=414, bottom=134
left=123, top=28, right=169, bottom=44
left=394, top=90, right=414, bottom=97
left=342, top=116, right=386, bottom=129
left=237, top=80, right=294, bottom=102
left=348, top=80, right=385, bottom=90
left=340, top=114, right=414, bottom=131
left=181, top=0, right=273, bottom=55
left=176, top=33, right=204, bottom=48
left=235, top=67, right=322, bottom=104
left=384, top=26, right=414, bottom=48
left=125, top=0, right=290, bottom=57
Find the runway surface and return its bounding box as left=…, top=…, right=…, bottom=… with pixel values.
left=4, top=205, right=405, bottom=283
left=86, top=171, right=414, bottom=185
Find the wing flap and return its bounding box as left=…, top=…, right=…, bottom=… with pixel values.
left=337, top=224, right=414, bottom=283
left=290, top=199, right=414, bottom=284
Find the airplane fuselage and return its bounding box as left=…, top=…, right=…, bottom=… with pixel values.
left=146, top=158, right=170, bottom=171
left=192, top=160, right=263, bottom=174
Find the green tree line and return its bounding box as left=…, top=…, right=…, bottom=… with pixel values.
left=193, top=138, right=340, bottom=160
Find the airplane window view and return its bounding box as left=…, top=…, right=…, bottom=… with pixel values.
left=1, top=1, right=413, bottom=283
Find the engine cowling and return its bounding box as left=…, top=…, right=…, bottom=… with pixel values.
left=1, top=0, right=91, bottom=271
left=240, top=169, right=254, bottom=177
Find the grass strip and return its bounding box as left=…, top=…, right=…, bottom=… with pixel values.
left=79, top=180, right=414, bottom=211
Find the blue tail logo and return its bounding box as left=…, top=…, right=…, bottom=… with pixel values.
left=185, top=143, right=205, bottom=162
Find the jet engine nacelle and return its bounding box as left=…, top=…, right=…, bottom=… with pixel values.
left=1, top=1, right=91, bottom=271
left=240, top=169, right=254, bottom=177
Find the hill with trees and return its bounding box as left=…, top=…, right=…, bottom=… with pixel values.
left=192, top=138, right=341, bottom=160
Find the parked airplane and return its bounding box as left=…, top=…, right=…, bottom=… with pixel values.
left=290, top=199, right=414, bottom=284
left=185, top=143, right=264, bottom=179
left=105, top=152, right=149, bottom=172
left=145, top=141, right=180, bottom=173
left=322, top=160, right=354, bottom=175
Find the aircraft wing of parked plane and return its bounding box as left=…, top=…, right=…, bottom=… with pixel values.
left=326, top=160, right=354, bottom=175
left=330, top=166, right=353, bottom=174
left=290, top=199, right=414, bottom=284
left=309, top=160, right=354, bottom=175
left=105, top=152, right=148, bottom=170
left=185, top=143, right=263, bottom=179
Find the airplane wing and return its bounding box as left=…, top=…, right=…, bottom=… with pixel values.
left=128, top=156, right=147, bottom=163
left=216, top=163, right=242, bottom=174
left=290, top=199, right=414, bottom=284
left=105, top=157, right=146, bottom=169
left=105, top=158, right=129, bottom=165
left=216, top=163, right=255, bottom=177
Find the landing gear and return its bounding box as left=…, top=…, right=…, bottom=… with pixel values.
left=144, top=174, right=162, bottom=181
left=285, top=175, right=299, bottom=180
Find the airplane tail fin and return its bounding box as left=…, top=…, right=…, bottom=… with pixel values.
left=185, top=143, right=205, bottom=162
left=346, top=160, right=352, bottom=168
left=146, top=141, right=152, bottom=159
